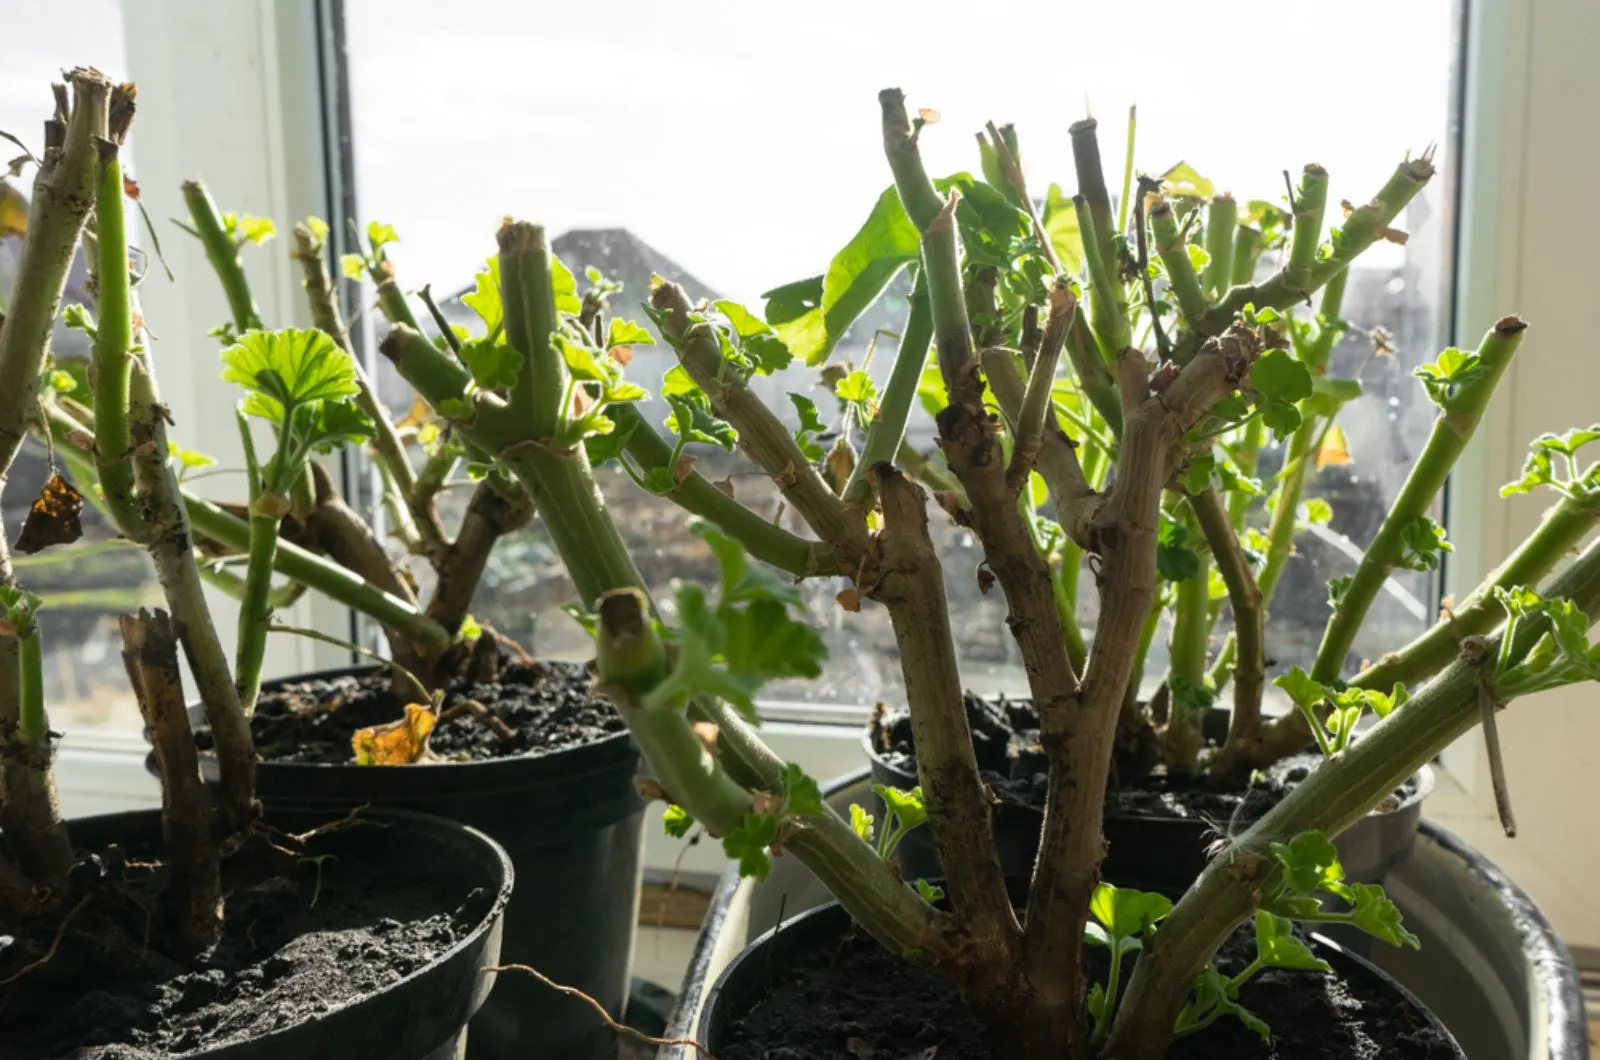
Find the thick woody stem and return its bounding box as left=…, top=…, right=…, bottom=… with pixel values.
left=127, top=362, right=257, bottom=831
left=874, top=466, right=1019, bottom=947
left=0, top=71, right=108, bottom=889
left=121, top=609, right=220, bottom=951
left=1026, top=329, right=1256, bottom=993
left=0, top=71, right=111, bottom=476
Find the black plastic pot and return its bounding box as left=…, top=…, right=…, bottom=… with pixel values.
left=4, top=805, right=510, bottom=1060
left=169, top=664, right=645, bottom=1060
left=866, top=732, right=1434, bottom=891
left=697, top=896, right=1465, bottom=1058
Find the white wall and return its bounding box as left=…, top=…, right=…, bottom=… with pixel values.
left=1438, top=0, right=1600, bottom=947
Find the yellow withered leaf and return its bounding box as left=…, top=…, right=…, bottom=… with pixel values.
left=352, top=703, right=437, bottom=765
left=1316, top=425, right=1351, bottom=469
left=0, top=183, right=28, bottom=239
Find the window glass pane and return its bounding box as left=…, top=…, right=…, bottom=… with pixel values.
left=0, top=3, right=148, bottom=731
left=341, top=0, right=1458, bottom=710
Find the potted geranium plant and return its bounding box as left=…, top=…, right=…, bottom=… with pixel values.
left=50, top=178, right=645, bottom=1055
left=861, top=118, right=1487, bottom=892
left=0, top=69, right=511, bottom=1060
left=376, top=86, right=1598, bottom=1058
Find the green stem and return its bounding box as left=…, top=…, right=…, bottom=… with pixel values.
left=878, top=90, right=943, bottom=230
left=1117, top=106, right=1137, bottom=237
left=182, top=180, right=263, bottom=332
left=1230, top=226, right=1264, bottom=286
left=1202, top=156, right=1434, bottom=335
left=1302, top=266, right=1349, bottom=372
left=1311, top=318, right=1527, bottom=684
left=613, top=406, right=835, bottom=577
left=1226, top=417, right=1265, bottom=531
left=234, top=511, right=279, bottom=711
left=1094, top=941, right=1126, bottom=1046
left=183, top=489, right=451, bottom=657
left=1357, top=494, right=1600, bottom=692
left=1258, top=417, right=1319, bottom=608
left=844, top=272, right=931, bottom=505
left=371, top=260, right=426, bottom=334
left=0, top=72, right=110, bottom=479
left=1284, top=165, right=1329, bottom=294
left=1111, top=535, right=1600, bottom=1060
left=1070, top=117, right=1118, bottom=273
left=291, top=223, right=433, bottom=553
left=16, top=623, right=45, bottom=747
left=1066, top=313, right=1124, bottom=437
left=198, top=560, right=306, bottom=611
left=90, top=140, right=140, bottom=530
left=498, top=222, right=564, bottom=439
left=1075, top=194, right=1132, bottom=362
left=1201, top=194, right=1236, bottom=299
left=1149, top=196, right=1209, bottom=334
left=1124, top=591, right=1164, bottom=713
left=1059, top=541, right=1087, bottom=674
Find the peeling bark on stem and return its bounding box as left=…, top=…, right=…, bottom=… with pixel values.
left=0, top=72, right=107, bottom=889
left=1026, top=331, right=1256, bottom=1009
left=121, top=609, right=220, bottom=951
left=127, top=364, right=257, bottom=831
left=873, top=466, right=1018, bottom=947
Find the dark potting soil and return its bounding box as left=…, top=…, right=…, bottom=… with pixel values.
left=717, top=922, right=1457, bottom=1060
left=0, top=826, right=483, bottom=1059
left=871, top=695, right=1421, bottom=825
left=196, top=656, right=626, bottom=765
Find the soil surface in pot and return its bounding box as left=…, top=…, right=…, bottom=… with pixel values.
left=198, top=655, right=626, bottom=765
left=0, top=825, right=482, bottom=1058
left=718, top=923, right=1457, bottom=1060
left=871, top=695, right=1420, bottom=824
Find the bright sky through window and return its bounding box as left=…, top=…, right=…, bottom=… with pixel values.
left=346, top=0, right=1453, bottom=303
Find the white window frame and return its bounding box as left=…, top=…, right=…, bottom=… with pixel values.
left=54, top=0, right=1600, bottom=941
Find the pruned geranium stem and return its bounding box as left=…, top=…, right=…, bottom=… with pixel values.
left=1112, top=534, right=1600, bottom=1059
left=1355, top=491, right=1600, bottom=692
left=0, top=70, right=111, bottom=890
left=90, top=127, right=140, bottom=529
left=181, top=180, right=264, bottom=332
left=290, top=222, right=437, bottom=555
left=120, top=608, right=220, bottom=950
left=1149, top=195, right=1209, bottom=334
left=843, top=272, right=932, bottom=506
left=1311, top=318, right=1527, bottom=684
left=1284, top=165, right=1329, bottom=294
left=1200, top=194, right=1236, bottom=299
left=1200, top=154, right=1434, bottom=335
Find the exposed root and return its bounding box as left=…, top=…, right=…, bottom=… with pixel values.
left=488, top=962, right=718, bottom=1059
left=0, top=894, right=88, bottom=986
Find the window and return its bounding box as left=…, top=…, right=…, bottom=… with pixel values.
left=0, top=2, right=154, bottom=731
left=333, top=0, right=1462, bottom=716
